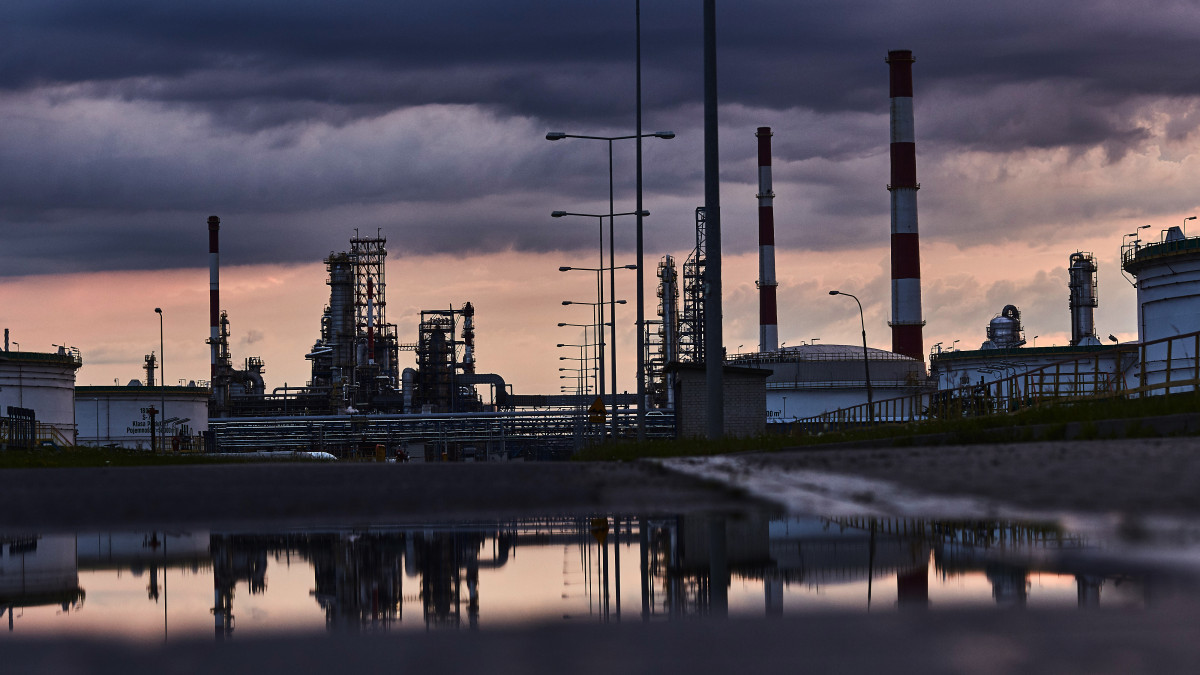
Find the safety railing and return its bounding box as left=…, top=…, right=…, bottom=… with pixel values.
left=209, top=408, right=676, bottom=457
left=798, top=330, right=1200, bottom=431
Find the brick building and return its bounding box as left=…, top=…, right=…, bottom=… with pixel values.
left=669, top=364, right=770, bottom=438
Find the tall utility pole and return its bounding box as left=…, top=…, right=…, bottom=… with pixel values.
left=635, top=0, right=647, bottom=441
left=703, top=0, right=724, bottom=439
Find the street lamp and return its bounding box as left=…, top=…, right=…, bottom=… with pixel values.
left=155, top=307, right=165, bottom=453
left=563, top=300, right=626, bottom=438
left=555, top=210, right=646, bottom=440
left=1186, top=216, right=1197, bottom=238
left=547, top=130, right=674, bottom=443
left=829, top=291, right=873, bottom=422
left=558, top=342, right=593, bottom=394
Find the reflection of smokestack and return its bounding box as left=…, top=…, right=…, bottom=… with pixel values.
left=756, top=126, right=779, bottom=353
left=208, top=215, right=220, bottom=385
left=887, top=50, right=924, bottom=362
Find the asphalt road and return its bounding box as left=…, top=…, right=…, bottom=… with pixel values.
left=0, top=459, right=770, bottom=533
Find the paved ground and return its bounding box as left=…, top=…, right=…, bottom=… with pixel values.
left=0, top=460, right=770, bottom=533
left=6, top=438, right=1200, bottom=674
left=745, top=436, right=1200, bottom=516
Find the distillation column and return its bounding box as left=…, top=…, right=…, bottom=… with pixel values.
left=1068, top=252, right=1101, bottom=346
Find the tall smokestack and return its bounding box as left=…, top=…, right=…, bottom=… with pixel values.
left=208, top=215, right=220, bottom=385
left=887, top=50, right=924, bottom=362
left=756, top=126, right=779, bottom=353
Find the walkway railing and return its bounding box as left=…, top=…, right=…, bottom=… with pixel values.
left=798, top=330, right=1200, bottom=431
left=209, top=408, right=676, bottom=457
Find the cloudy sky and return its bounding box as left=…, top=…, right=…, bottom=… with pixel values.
left=3, top=0, right=1199, bottom=394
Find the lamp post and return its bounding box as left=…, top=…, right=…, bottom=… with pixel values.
left=554, top=210, right=647, bottom=440
left=559, top=257, right=640, bottom=425
left=564, top=299, right=627, bottom=438
left=558, top=343, right=592, bottom=396
left=829, top=291, right=873, bottom=422
left=155, top=307, right=166, bottom=453
left=558, top=367, right=589, bottom=399
left=547, top=131, right=673, bottom=443
left=558, top=354, right=591, bottom=394
left=559, top=321, right=610, bottom=397
left=1186, top=216, right=1197, bottom=238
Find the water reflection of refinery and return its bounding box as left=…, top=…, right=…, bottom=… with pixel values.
left=0, top=516, right=1170, bottom=639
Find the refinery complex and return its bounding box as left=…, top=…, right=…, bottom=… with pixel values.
left=5, top=49, right=1200, bottom=458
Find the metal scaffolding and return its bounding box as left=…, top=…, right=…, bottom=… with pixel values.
left=678, top=207, right=707, bottom=363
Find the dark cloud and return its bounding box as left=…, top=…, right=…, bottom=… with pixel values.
left=4, top=1, right=1200, bottom=276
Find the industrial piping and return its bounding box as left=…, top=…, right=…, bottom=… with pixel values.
left=756, top=126, right=779, bottom=353
left=886, top=50, right=925, bottom=362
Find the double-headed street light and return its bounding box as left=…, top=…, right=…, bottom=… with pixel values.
left=558, top=259, right=638, bottom=423
left=829, top=291, right=873, bottom=422
left=563, top=298, right=627, bottom=438
left=558, top=342, right=594, bottom=397
left=554, top=210, right=646, bottom=440
left=548, top=130, right=674, bottom=443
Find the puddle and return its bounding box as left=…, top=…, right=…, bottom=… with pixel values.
left=2, top=514, right=1197, bottom=641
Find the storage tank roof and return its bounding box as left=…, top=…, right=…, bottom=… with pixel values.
left=733, top=344, right=917, bottom=363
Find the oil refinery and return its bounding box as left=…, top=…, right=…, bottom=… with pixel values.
left=5, top=47, right=1200, bottom=457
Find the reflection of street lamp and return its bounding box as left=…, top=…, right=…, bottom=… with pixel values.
left=155, top=307, right=165, bottom=453
left=548, top=130, right=674, bottom=442
left=829, top=291, right=873, bottom=422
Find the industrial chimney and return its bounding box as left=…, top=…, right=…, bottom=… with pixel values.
left=756, top=126, right=779, bottom=353
left=208, top=215, right=220, bottom=386
left=1068, top=252, right=1101, bottom=346
left=886, top=50, right=925, bottom=362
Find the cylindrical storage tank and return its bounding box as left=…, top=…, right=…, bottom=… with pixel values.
left=74, top=384, right=211, bottom=450
left=1123, top=235, right=1200, bottom=392
left=988, top=316, right=1019, bottom=346
left=0, top=350, right=82, bottom=444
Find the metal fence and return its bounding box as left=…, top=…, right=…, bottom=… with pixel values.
left=798, top=330, right=1200, bottom=431
left=209, top=408, right=676, bottom=458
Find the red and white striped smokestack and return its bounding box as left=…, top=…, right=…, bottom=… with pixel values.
left=756, top=126, right=779, bottom=353
left=207, top=215, right=220, bottom=383
left=887, top=50, right=924, bottom=362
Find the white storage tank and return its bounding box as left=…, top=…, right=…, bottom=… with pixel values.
left=1122, top=226, right=1200, bottom=392
left=0, top=347, right=82, bottom=444
left=75, top=383, right=211, bottom=451
left=728, top=344, right=929, bottom=423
